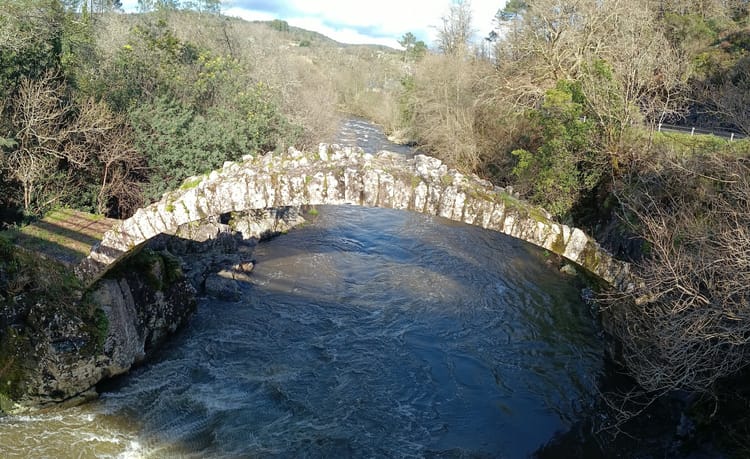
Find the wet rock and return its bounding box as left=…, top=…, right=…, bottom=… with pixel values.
left=11, top=250, right=196, bottom=410
left=560, top=264, right=577, bottom=276
left=234, top=261, right=254, bottom=273
left=205, top=273, right=241, bottom=301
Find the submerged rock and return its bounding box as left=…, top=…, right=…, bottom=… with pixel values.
left=560, top=264, right=577, bottom=276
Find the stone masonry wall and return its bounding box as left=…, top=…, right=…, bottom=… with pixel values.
left=76, top=145, right=633, bottom=291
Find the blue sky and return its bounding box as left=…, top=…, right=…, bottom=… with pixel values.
left=121, top=1, right=506, bottom=49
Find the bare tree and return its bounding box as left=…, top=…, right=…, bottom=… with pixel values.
left=494, top=0, right=688, bottom=157
left=436, top=0, right=475, bottom=56
left=76, top=102, right=145, bottom=216
left=602, top=154, right=750, bottom=396
left=4, top=71, right=143, bottom=214
left=700, top=57, right=750, bottom=135
left=9, top=71, right=74, bottom=211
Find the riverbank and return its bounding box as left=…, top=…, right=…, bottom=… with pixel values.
left=0, top=207, right=306, bottom=413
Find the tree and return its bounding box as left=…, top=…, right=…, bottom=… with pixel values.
left=497, top=0, right=527, bottom=20
left=183, top=0, right=220, bottom=14
left=137, top=0, right=153, bottom=12
left=604, top=154, right=750, bottom=396
left=0, top=0, right=65, bottom=103
left=700, top=56, right=750, bottom=135
left=155, top=0, right=180, bottom=11
left=511, top=81, right=600, bottom=217
left=398, top=32, right=427, bottom=62
left=3, top=70, right=138, bottom=214
left=496, top=0, right=687, bottom=160
left=436, top=0, right=474, bottom=56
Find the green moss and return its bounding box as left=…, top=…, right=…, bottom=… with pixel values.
left=499, top=192, right=519, bottom=208
left=160, top=251, right=183, bottom=288
left=92, top=308, right=108, bottom=352
left=579, top=241, right=600, bottom=272
left=411, top=175, right=422, bottom=189
left=0, top=393, right=15, bottom=413
left=440, top=174, right=454, bottom=187
left=165, top=203, right=175, bottom=212
left=307, top=207, right=319, bottom=216
left=106, top=247, right=162, bottom=290
left=0, top=327, right=30, bottom=402
left=0, top=235, right=14, bottom=259
left=552, top=232, right=566, bottom=255
left=179, top=176, right=204, bottom=190
left=45, top=209, right=104, bottom=222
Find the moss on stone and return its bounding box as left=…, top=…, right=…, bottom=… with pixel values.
left=579, top=241, right=601, bottom=272
left=78, top=294, right=109, bottom=354
left=179, top=175, right=206, bottom=190
left=104, top=247, right=183, bottom=293
left=552, top=232, right=567, bottom=255
left=181, top=202, right=191, bottom=219
left=160, top=251, right=183, bottom=288
left=0, top=327, right=29, bottom=402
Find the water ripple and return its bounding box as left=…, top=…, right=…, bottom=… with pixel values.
left=0, top=206, right=603, bottom=458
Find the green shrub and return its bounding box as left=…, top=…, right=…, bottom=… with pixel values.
left=511, top=81, right=603, bottom=218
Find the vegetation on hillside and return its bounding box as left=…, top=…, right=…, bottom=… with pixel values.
left=0, top=0, right=405, bottom=218
left=3, top=0, right=750, bottom=443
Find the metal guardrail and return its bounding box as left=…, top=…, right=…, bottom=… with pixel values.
left=577, top=117, right=747, bottom=141
left=656, top=123, right=746, bottom=141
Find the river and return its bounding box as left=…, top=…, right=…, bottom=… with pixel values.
left=0, top=118, right=724, bottom=458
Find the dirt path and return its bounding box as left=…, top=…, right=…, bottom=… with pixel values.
left=3, top=209, right=118, bottom=267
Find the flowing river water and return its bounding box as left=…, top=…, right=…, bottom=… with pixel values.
left=0, top=118, right=724, bottom=457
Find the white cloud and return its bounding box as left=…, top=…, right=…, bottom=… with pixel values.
left=123, top=0, right=505, bottom=48
left=269, top=0, right=504, bottom=46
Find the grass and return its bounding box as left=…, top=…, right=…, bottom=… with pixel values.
left=647, top=129, right=750, bottom=157
left=0, top=208, right=115, bottom=266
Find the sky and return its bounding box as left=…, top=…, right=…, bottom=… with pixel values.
left=121, top=1, right=507, bottom=49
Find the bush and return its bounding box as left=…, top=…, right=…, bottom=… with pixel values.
left=131, top=91, right=300, bottom=200
left=605, top=153, right=750, bottom=395
left=511, top=81, right=604, bottom=218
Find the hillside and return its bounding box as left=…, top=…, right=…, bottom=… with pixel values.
left=0, top=6, right=408, bottom=220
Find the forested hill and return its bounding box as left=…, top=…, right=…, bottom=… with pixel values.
left=252, top=18, right=400, bottom=53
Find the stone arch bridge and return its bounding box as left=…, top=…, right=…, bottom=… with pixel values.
left=75, top=145, right=632, bottom=290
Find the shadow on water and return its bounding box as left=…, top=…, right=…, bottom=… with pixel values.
left=82, top=205, right=608, bottom=458
left=92, top=207, right=738, bottom=458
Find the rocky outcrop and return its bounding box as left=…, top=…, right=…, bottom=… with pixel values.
left=0, top=206, right=304, bottom=413
left=76, top=145, right=633, bottom=291
left=1, top=249, right=195, bottom=412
